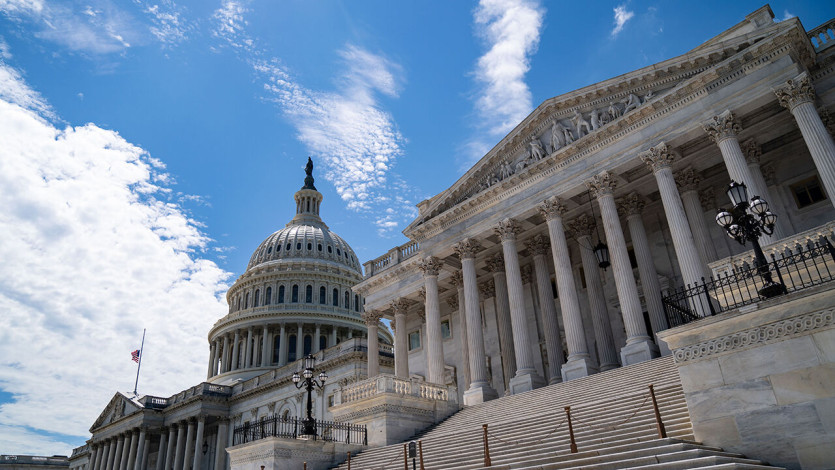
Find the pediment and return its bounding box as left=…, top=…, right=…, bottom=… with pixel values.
left=404, top=14, right=809, bottom=240
left=90, top=392, right=141, bottom=432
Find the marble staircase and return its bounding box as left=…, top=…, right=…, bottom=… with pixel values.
left=330, top=356, right=784, bottom=470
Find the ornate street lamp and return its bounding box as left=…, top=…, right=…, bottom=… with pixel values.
left=715, top=180, right=786, bottom=298
left=292, top=354, right=328, bottom=437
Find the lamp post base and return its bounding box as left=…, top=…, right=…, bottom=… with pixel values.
left=758, top=282, right=787, bottom=299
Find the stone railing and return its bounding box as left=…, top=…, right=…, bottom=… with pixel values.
left=165, top=382, right=233, bottom=407
left=336, top=374, right=454, bottom=405
left=362, top=240, right=420, bottom=278
left=70, top=445, right=89, bottom=459
left=808, top=19, right=835, bottom=51
left=709, top=221, right=835, bottom=277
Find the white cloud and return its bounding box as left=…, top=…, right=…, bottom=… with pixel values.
left=0, top=61, right=230, bottom=454
left=611, top=5, right=634, bottom=37
left=779, top=10, right=795, bottom=22
left=212, top=2, right=417, bottom=234
left=138, top=0, right=194, bottom=46
left=466, top=0, right=543, bottom=165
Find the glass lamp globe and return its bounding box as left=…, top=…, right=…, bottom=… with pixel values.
left=749, top=197, right=769, bottom=216
left=715, top=209, right=733, bottom=227
left=303, top=354, right=316, bottom=371
left=728, top=224, right=741, bottom=238
left=593, top=241, right=611, bottom=269
left=292, top=372, right=300, bottom=383
left=303, top=368, right=313, bottom=379
left=727, top=181, right=748, bottom=207
left=762, top=211, right=777, bottom=227
left=319, top=371, right=328, bottom=383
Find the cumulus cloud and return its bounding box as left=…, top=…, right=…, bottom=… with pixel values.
left=465, top=0, right=543, bottom=166
left=611, top=5, right=634, bottom=37
left=211, top=1, right=417, bottom=233
left=0, top=59, right=230, bottom=454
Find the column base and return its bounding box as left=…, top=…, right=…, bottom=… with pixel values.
left=463, top=382, right=498, bottom=406
left=620, top=339, right=660, bottom=366
left=508, top=371, right=546, bottom=395
left=548, top=375, right=563, bottom=385
left=561, top=357, right=599, bottom=382
left=599, top=361, right=620, bottom=372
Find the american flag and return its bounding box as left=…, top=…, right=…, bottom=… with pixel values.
left=131, top=349, right=141, bottom=363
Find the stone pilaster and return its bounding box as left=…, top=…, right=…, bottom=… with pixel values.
left=485, top=253, right=516, bottom=389
left=494, top=218, right=545, bottom=393
left=587, top=171, right=658, bottom=365
left=418, top=256, right=445, bottom=384
left=390, top=298, right=410, bottom=378
left=525, top=233, right=567, bottom=384
left=454, top=238, right=497, bottom=405
left=362, top=310, right=383, bottom=378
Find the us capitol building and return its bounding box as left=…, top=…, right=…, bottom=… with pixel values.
left=70, top=6, right=835, bottom=470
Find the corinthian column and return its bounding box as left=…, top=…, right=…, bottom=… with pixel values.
left=454, top=238, right=498, bottom=405
left=362, top=310, right=383, bottom=377
left=133, top=428, right=146, bottom=470
left=164, top=427, right=176, bottom=470
left=182, top=421, right=195, bottom=470
left=173, top=423, right=186, bottom=470
left=155, top=429, right=167, bottom=470
left=741, top=140, right=790, bottom=240
left=674, top=169, right=718, bottom=266
left=525, top=234, right=566, bottom=384
left=450, top=271, right=470, bottom=390
left=704, top=110, right=776, bottom=244
left=587, top=172, right=659, bottom=365
left=214, top=419, right=229, bottom=470
left=230, top=330, right=240, bottom=371
left=495, top=218, right=545, bottom=394
left=390, top=299, right=410, bottom=378
left=775, top=72, right=835, bottom=210
left=220, top=336, right=229, bottom=373
left=191, top=417, right=205, bottom=470
left=207, top=342, right=216, bottom=380
left=260, top=325, right=269, bottom=367
left=540, top=198, right=599, bottom=380
left=125, top=430, right=139, bottom=470
left=244, top=327, right=253, bottom=368
left=485, top=254, right=516, bottom=389
left=640, top=144, right=710, bottom=318
left=419, top=256, right=445, bottom=384
left=617, top=193, right=670, bottom=352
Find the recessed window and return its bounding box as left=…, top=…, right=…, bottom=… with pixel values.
left=296, top=243, right=302, bottom=250
left=305, top=285, right=313, bottom=303
left=337, top=248, right=342, bottom=256
left=408, top=331, right=421, bottom=351
left=328, top=395, right=335, bottom=408
left=278, top=286, right=285, bottom=303
left=319, top=286, right=326, bottom=305
left=441, top=320, right=451, bottom=339
left=292, top=285, right=299, bottom=303
left=286, top=243, right=291, bottom=250
left=307, top=243, right=312, bottom=250
left=318, top=244, right=323, bottom=251
left=265, top=287, right=272, bottom=305
left=332, top=288, right=339, bottom=307
left=267, top=246, right=272, bottom=254
left=277, top=244, right=281, bottom=252
left=328, top=246, right=333, bottom=253
left=791, top=175, right=827, bottom=209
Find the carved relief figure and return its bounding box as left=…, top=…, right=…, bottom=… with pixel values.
left=622, top=93, right=642, bottom=114
left=643, top=90, right=655, bottom=103
left=499, top=160, right=514, bottom=180
left=563, top=125, right=575, bottom=144
left=608, top=101, right=621, bottom=120
left=550, top=121, right=564, bottom=152
left=529, top=138, right=546, bottom=161
left=590, top=109, right=601, bottom=130
left=572, top=110, right=591, bottom=137
left=598, top=108, right=611, bottom=126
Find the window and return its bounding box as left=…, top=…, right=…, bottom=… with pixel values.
left=354, top=294, right=360, bottom=312
left=332, top=288, right=339, bottom=306
left=337, top=248, right=341, bottom=256
left=441, top=320, right=451, bottom=339
left=303, top=335, right=312, bottom=355
left=319, top=286, right=326, bottom=304
left=307, top=242, right=312, bottom=250
left=318, top=244, right=322, bottom=251
left=305, top=285, right=313, bottom=303
left=296, top=242, right=302, bottom=250
left=245, top=292, right=250, bottom=309
left=254, top=289, right=260, bottom=307
left=267, top=246, right=272, bottom=254
left=408, top=331, right=421, bottom=351
left=286, top=243, right=291, bottom=250
left=288, top=335, right=297, bottom=362
left=328, top=246, right=333, bottom=253
left=319, top=335, right=327, bottom=351
left=791, top=175, right=827, bottom=208
left=265, top=287, right=272, bottom=305
left=277, top=244, right=282, bottom=252
left=292, top=285, right=299, bottom=303
left=273, top=336, right=280, bottom=363
left=278, top=286, right=285, bottom=303
left=327, top=395, right=335, bottom=408
left=236, top=297, right=241, bottom=310
left=282, top=410, right=290, bottom=420
left=344, top=291, right=350, bottom=308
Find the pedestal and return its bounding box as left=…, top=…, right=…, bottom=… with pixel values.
left=561, top=357, right=599, bottom=382
left=508, top=371, right=546, bottom=395
left=463, top=383, right=498, bottom=406
left=620, top=339, right=660, bottom=366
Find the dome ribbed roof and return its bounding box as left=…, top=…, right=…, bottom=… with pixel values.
left=247, top=224, right=361, bottom=273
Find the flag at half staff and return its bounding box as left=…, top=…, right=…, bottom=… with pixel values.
left=131, top=349, right=140, bottom=363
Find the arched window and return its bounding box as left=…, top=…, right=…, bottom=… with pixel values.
left=317, top=244, right=322, bottom=251
left=327, top=246, right=332, bottom=253
left=245, top=292, right=250, bottom=309
left=265, top=287, right=272, bottom=305
left=307, top=242, right=312, bottom=250
left=344, top=291, right=350, bottom=309
left=254, top=289, right=260, bottom=307
left=288, top=335, right=297, bottom=362
left=296, top=242, right=302, bottom=250
left=319, top=286, right=326, bottom=304
left=292, top=285, right=299, bottom=303
left=354, top=294, right=360, bottom=312
left=332, top=288, right=339, bottom=306
left=303, top=335, right=312, bottom=355
left=236, top=296, right=241, bottom=310
left=305, top=285, right=313, bottom=303
left=282, top=410, right=290, bottom=420
left=278, top=285, right=285, bottom=303
left=273, top=336, right=280, bottom=364
left=319, top=335, right=327, bottom=351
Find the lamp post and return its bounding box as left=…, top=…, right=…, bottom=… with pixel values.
left=715, top=180, right=786, bottom=298
left=292, top=354, right=328, bottom=437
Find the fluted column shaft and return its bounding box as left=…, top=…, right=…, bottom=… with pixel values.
left=164, top=427, right=176, bottom=470
left=462, top=256, right=487, bottom=386
left=126, top=431, right=138, bottom=470
left=133, top=429, right=146, bottom=470
left=214, top=420, right=228, bottom=470
left=192, top=418, right=205, bottom=470
left=422, top=269, right=445, bottom=384
left=140, top=436, right=150, bottom=470
left=118, top=434, right=131, bottom=470
left=680, top=189, right=718, bottom=265
left=244, top=328, right=253, bottom=368
left=182, top=421, right=195, bottom=470
left=295, top=324, right=304, bottom=360
left=230, top=331, right=240, bottom=371
left=575, top=234, right=619, bottom=370
left=103, top=440, right=115, bottom=470
left=207, top=343, right=216, bottom=379
left=261, top=325, right=269, bottom=367
left=155, top=431, right=167, bottom=470
left=173, top=424, right=186, bottom=470
left=491, top=269, right=516, bottom=387
left=88, top=445, right=99, bottom=470
left=220, top=337, right=229, bottom=373
left=783, top=102, right=835, bottom=208
left=393, top=310, right=409, bottom=378
left=278, top=324, right=288, bottom=366
left=531, top=251, right=564, bottom=383
left=625, top=212, right=668, bottom=333
left=496, top=234, right=535, bottom=376
left=455, top=283, right=471, bottom=390
left=365, top=317, right=380, bottom=377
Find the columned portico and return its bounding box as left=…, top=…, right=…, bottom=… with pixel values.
left=418, top=256, right=445, bottom=384
left=495, top=218, right=545, bottom=394
left=485, top=253, right=515, bottom=389
left=155, top=429, right=167, bottom=470
left=133, top=428, right=146, bottom=470
left=526, top=234, right=565, bottom=384
left=587, top=172, right=659, bottom=365
left=391, top=299, right=410, bottom=379
left=191, top=417, right=205, bottom=470
left=362, top=310, right=382, bottom=377
left=449, top=271, right=470, bottom=390
left=455, top=238, right=498, bottom=405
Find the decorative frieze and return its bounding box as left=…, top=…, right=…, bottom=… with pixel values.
left=774, top=72, right=816, bottom=111
left=539, top=196, right=568, bottom=221
left=703, top=110, right=742, bottom=143
left=418, top=256, right=443, bottom=276
left=454, top=238, right=482, bottom=260
left=674, top=167, right=701, bottom=193
left=617, top=193, right=646, bottom=217
left=494, top=218, right=522, bottom=241
left=742, top=139, right=762, bottom=164
left=525, top=234, right=550, bottom=256
left=585, top=171, right=617, bottom=198
left=639, top=141, right=676, bottom=173
left=485, top=254, right=505, bottom=273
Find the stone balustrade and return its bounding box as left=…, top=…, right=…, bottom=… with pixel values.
left=362, top=240, right=421, bottom=278
left=337, top=374, right=453, bottom=405
left=808, top=19, right=835, bottom=51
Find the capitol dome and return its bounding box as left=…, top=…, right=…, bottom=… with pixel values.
left=206, top=158, right=391, bottom=384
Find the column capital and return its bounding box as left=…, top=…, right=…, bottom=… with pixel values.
left=520, top=265, right=533, bottom=285
left=417, top=256, right=443, bottom=276
left=639, top=141, right=676, bottom=173
left=485, top=253, right=505, bottom=273
left=362, top=310, right=383, bottom=326
left=445, top=295, right=459, bottom=310
left=819, top=106, right=835, bottom=137
left=616, top=192, right=646, bottom=217
left=742, top=138, right=762, bottom=164
left=539, top=196, right=568, bottom=221
left=449, top=270, right=464, bottom=287
left=698, top=187, right=716, bottom=211
left=525, top=234, right=550, bottom=256
left=390, top=298, right=410, bottom=315
left=567, top=213, right=597, bottom=239
left=585, top=171, right=617, bottom=198
left=761, top=163, right=776, bottom=185
left=703, top=110, right=742, bottom=142
left=494, top=217, right=521, bottom=241
left=674, top=167, right=701, bottom=193
left=454, top=238, right=482, bottom=260
left=479, top=279, right=495, bottom=298
left=775, top=72, right=816, bottom=111
left=417, top=287, right=426, bottom=301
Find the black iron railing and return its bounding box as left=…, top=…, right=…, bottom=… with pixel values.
left=232, top=414, right=367, bottom=446
left=662, top=236, right=835, bottom=327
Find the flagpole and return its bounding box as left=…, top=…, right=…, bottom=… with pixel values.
left=133, top=328, right=146, bottom=396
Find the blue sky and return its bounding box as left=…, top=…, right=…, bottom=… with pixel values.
left=0, top=0, right=832, bottom=455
